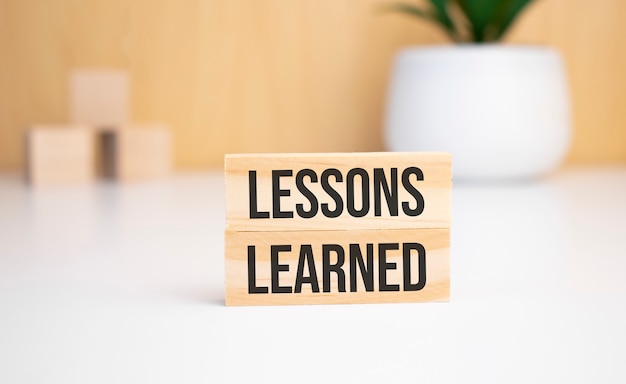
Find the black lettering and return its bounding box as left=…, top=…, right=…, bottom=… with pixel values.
left=322, top=244, right=346, bottom=292
left=346, top=168, right=370, bottom=217
left=321, top=169, right=343, bottom=218
left=403, top=243, right=426, bottom=291
left=271, top=245, right=292, bottom=293
left=401, top=167, right=425, bottom=216
left=295, top=169, right=319, bottom=219
left=378, top=243, right=400, bottom=291
left=247, top=246, right=268, bottom=294
left=349, top=243, right=374, bottom=292
left=249, top=171, right=270, bottom=219
left=374, top=168, right=398, bottom=216
left=294, top=245, right=320, bottom=293
left=272, top=170, right=294, bottom=218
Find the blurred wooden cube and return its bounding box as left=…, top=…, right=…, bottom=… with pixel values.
left=69, top=69, right=129, bottom=127
left=100, top=125, right=171, bottom=181
left=25, top=126, right=95, bottom=186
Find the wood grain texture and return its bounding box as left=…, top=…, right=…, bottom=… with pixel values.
left=225, top=228, right=450, bottom=306
left=225, top=152, right=451, bottom=231
left=1, top=0, right=625, bottom=170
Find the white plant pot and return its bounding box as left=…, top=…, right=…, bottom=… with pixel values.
left=385, top=45, right=571, bottom=181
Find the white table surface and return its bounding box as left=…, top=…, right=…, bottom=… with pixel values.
left=1, top=167, right=625, bottom=383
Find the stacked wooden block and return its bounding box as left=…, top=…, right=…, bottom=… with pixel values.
left=26, top=70, right=171, bottom=186
left=224, top=152, right=452, bottom=306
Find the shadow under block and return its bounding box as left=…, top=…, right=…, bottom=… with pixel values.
left=100, top=126, right=171, bottom=181
left=224, top=152, right=452, bottom=306
left=225, top=229, right=450, bottom=306
left=69, top=69, right=129, bottom=127
left=25, top=126, right=95, bottom=186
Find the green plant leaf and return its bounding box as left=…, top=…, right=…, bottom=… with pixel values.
left=454, top=0, right=500, bottom=42
left=454, top=0, right=536, bottom=42
left=382, top=3, right=435, bottom=21
left=426, top=0, right=458, bottom=37
left=382, top=0, right=536, bottom=43
left=383, top=1, right=459, bottom=42
left=493, top=0, right=536, bottom=40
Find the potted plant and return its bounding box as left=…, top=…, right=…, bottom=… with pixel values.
left=384, top=0, right=571, bottom=180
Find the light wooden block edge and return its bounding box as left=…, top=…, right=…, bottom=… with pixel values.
left=224, top=152, right=452, bottom=232
left=225, top=228, right=450, bottom=306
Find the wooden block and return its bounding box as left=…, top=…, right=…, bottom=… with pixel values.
left=69, top=69, right=129, bottom=127
left=225, top=152, right=451, bottom=231
left=225, top=152, right=452, bottom=306
left=225, top=228, right=450, bottom=306
left=25, top=126, right=95, bottom=186
left=100, top=125, right=171, bottom=181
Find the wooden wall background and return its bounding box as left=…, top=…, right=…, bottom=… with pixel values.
left=1, top=0, right=625, bottom=170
